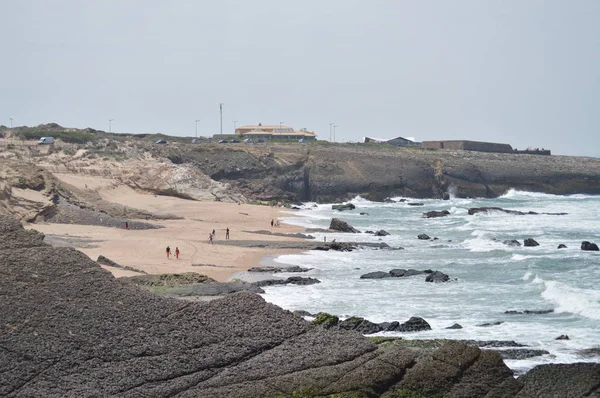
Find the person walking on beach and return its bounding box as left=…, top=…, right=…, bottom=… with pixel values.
left=208, top=233, right=213, bottom=244
left=166, top=246, right=171, bottom=258
left=175, top=247, right=180, bottom=259
left=226, top=227, right=230, bottom=240
left=125, top=221, right=129, bottom=230
left=271, top=219, right=274, bottom=227
left=212, top=229, right=216, bottom=237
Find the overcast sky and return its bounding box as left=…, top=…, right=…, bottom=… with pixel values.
left=2, top=0, right=599, bottom=156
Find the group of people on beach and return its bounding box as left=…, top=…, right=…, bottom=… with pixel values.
left=164, top=227, right=230, bottom=259
left=208, top=227, right=230, bottom=244
left=271, top=218, right=280, bottom=227
left=165, top=246, right=180, bottom=259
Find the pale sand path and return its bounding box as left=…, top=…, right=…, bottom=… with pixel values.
left=26, top=175, right=305, bottom=282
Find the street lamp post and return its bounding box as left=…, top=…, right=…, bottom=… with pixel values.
left=329, top=122, right=334, bottom=141
left=232, top=120, right=238, bottom=132
left=195, top=119, right=200, bottom=139
left=333, top=125, right=338, bottom=142
left=109, top=119, right=114, bottom=133
left=219, top=103, right=224, bottom=135
left=279, top=121, right=284, bottom=131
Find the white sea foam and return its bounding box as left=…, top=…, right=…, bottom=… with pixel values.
left=522, top=271, right=533, bottom=281
left=539, top=279, right=600, bottom=321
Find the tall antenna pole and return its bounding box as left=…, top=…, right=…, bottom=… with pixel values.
left=219, top=103, right=224, bottom=134
left=333, top=125, right=338, bottom=142
left=109, top=119, right=114, bottom=133
left=195, top=119, right=200, bottom=138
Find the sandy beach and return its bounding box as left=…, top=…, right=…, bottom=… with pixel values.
left=25, top=174, right=306, bottom=281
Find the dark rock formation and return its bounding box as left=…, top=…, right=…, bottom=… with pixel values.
left=247, top=265, right=311, bottom=273
left=293, top=310, right=313, bottom=317
left=332, top=203, right=356, bottom=211
left=581, top=241, right=600, bottom=251
left=577, top=348, right=600, bottom=358
left=396, top=317, right=432, bottom=332
left=555, top=335, right=570, bottom=340
left=504, top=239, right=522, bottom=247
left=374, top=229, right=390, bottom=236
left=359, top=212, right=369, bottom=215
left=360, top=271, right=393, bottom=279
left=497, top=349, right=550, bottom=360
left=418, top=233, right=431, bottom=240
left=329, top=217, right=360, bottom=233
left=516, top=363, right=600, bottom=398
left=505, top=309, right=554, bottom=315
left=120, top=272, right=214, bottom=287
left=557, top=244, right=567, bottom=249
left=253, top=276, right=321, bottom=287
left=389, top=268, right=426, bottom=277
left=423, top=210, right=450, bottom=218
left=328, top=241, right=356, bottom=251
left=446, top=323, right=463, bottom=329
left=468, top=207, right=568, bottom=216
left=478, top=321, right=504, bottom=327
left=338, top=317, right=382, bottom=334
left=425, top=271, right=450, bottom=283
left=408, top=202, right=425, bottom=206
left=524, top=238, right=540, bottom=247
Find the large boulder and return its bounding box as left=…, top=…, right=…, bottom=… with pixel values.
left=418, top=233, right=431, bottom=240
left=516, top=363, right=600, bottom=398
left=389, top=268, right=426, bottom=277
left=329, top=218, right=360, bottom=233
left=581, top=241, right=600, bottom=251
left=503, top=239, right=522, bottom=247
left=338, top=317, right=382, bottom=335
left=332, top=203, right=356, bottom=211
left=396, top=316, right=432, bottom=332
left=524, top=238, right=540, bottom=247
left=422, top=210, right=450, bottom=218
left=360, top=271, right=393, bottom=279
left=425, top=271, right=450, bottom=283
left=374, top=229, right=390, bottom=236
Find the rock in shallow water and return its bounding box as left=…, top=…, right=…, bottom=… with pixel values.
left=329, top=218, right=360, bottom=233
left=425, top=271, right=450, bottom=283
left=581, top=241, right=599, bottom=251
left=524, top=238, right=540, bottom=247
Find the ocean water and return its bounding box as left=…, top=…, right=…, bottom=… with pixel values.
left=261, top=190, right=600, bottom=374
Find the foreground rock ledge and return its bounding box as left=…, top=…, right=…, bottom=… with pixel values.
left=1, top=216, right=599, bottom=397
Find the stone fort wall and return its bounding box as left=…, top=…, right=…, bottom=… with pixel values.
left=422, top=140, right=514, bottom=153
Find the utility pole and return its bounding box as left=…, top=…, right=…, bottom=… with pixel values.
left=109, top=119, right=114, bottom=133
left=195, top=119, right=200, bottom=138
left=219, top=103, right=224, bottom=134
left=329, top=122, right=334, bottom=141
left=232, top=120, right=238, bottom=131
left=333, top=125, right=338, bottom=142
left=279, top=121, right=284, bottom=131
left=9, top=118, right=13, bottom=128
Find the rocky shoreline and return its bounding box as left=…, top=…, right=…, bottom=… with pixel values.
left=2, top=215, right=599, bottom=397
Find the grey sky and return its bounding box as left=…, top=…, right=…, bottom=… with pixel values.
left=2, top=0, right=599, bottom=156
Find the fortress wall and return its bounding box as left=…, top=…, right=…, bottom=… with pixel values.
left=422, top=140, right=513, bottom=153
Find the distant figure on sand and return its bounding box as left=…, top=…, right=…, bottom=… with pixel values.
left=175, top=247, right=180, bottom=259
left=212, top=229, right=216, bottom=237
left=226, top=227, right=230, bottom=240
left=208, top=233, right=213, bottom=244
left=125, top=221, right=129, bottom=230
left=271, top=219, right=274, bottom=227
left=166, top=246, right=171, bottom=258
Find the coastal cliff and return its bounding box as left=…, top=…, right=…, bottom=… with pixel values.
left=1, top=216, right=599, bottom=397
left=149, top=143, right=600, bottom=202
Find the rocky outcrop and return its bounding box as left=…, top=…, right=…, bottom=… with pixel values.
left=581, top=241, right=600, bottom=251
left=423, top=210, right=450, bottom=218
left=418, top=233, right=431, bottom=240
left=329, top=218, right=360, bottom=233
left=557, top=244, right=567, bottom=249
left=247, top=265, right=311, bottom=273
left=97, top=255, right=147, bottom=274
left=425, top=270, right=450, bottom=283
left=374, top=229, right=390, bottom=236
left=332, top=203, right=356, bottom=211
left=468, top=207, right=568, bottom=216
left=360, top=271, right=393, bottom=279
left=253, top=276, right=321, bottom=287
left=1, top=215, right=596, bottom=397
left=524, top=238, right=540, bottom=247
left=504, top=239, right=522, bottom=247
